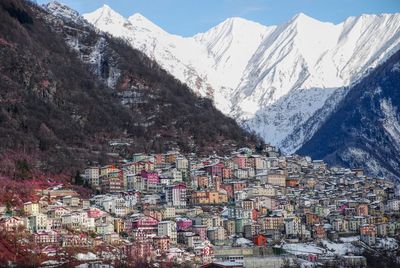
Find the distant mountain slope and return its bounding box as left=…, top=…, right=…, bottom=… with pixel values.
left=0, top=0, right=259, bottom=175
left=83, top=6, right=400, bottom=150
left=298, top=50, right=400, bottom=180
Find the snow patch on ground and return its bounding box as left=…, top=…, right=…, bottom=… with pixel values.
left=321, top=240, right=359, bottom=255
left=75, top=252, right=98, bottom=261
left=339, top=236, right=360, bottom=243
left=376, top=237, right=399, bottom=250
left=236, top=237, right=254, bottom=246
left=41, top=260, right=64, bottom=266
left=282, top=243, right=324, bottom=255
left=282, top=240, right=360, bottom=256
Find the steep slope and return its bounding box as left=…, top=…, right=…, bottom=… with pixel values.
left=83, top=7, right=400, bottom=152
left=298, top=50, right=400, bottom=180
left=0, top=0, right=259, bottom=176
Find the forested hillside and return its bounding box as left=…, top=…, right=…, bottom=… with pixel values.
left=0, top=0, right=260, bottom=177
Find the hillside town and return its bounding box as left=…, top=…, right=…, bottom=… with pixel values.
left=1, top=146, right=399, bottom=267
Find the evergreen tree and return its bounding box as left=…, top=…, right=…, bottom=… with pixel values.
left=73, top=170, right=83, bottom=185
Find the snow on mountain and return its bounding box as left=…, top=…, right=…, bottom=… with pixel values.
left=194, top=18, right=275, bottom=112
left=232, top=13, right=400, bottom=152
left=83, top=6, right=272, bottom=114
left=84, top=5, right=215, bottom=101
left=298, top=50, right=400, bottom=179
left=45, top=1, right=90, bottom=26
left=81, top=6, right=400, bottom=152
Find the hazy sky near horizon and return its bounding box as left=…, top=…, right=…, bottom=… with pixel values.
left=37, top=0, right=400, bottom=36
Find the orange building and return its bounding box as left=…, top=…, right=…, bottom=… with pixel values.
left=306, top=213, right=321, bottom=225
left=222, top=168, right=232, bottom=179
left=197, top=176, right=210, bottom=188
left=165, top=152, right=179, bottom=164
left=143, top=209, right=162, bottom=222
left=252, top=209, right=259, bottom=221
left=313, top=224, right=326, bottom=239
left=286, top=178, right=299, bottom=188
left=356, top=204, right=369, bottom=216
left=153, top=236, right=170, bottom=252
left=253, top=234, right=267, bottom=246
left=154, top=154, right=164, bottom=165
left=192, top=191, right=228, bottom=205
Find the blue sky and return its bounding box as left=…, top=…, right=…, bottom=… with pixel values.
left=37, top=0, right=400, bottom=36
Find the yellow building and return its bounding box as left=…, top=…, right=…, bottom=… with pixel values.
left=114, top=218, right=125, bottom=233
left=161, top=207, right=176, bottom=220
left=224, top=219, right=236, bottom=236
left=165, top=151, right=180, bottom=164
left=24, top=202, right=39, bottom=215
left=192, top=190, right=228, bottom=205
left=267, top=174, right=286, bottom=187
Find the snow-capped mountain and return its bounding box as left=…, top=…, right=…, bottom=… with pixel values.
left=82, top=5, right=400, bottom=152
left=193, top=18, right=275, bottom=113
left=235, top=13, right=400, bottom=152
left=83, top=5, right=215, bottom=102
left=83, top=5, right=274, bottom=114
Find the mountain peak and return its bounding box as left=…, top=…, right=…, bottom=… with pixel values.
left=225, top=16, right=254, bottom=24
left=129, top=13, right=146, bottom=20
left=128, top=13, right=166, bottom=34
left=45, top=1, right=87, bottom=24
left=195, top=16, right=271, bottom=40
left=95, top=4, right=122, bottom=18
left=101, top=4, right=111, bottom=10
left=83, top=4, right=127, bottom=26
left=290, top=12, right=322, bottom=24
left=219, top=16, right=270, bottom=29
left=292, top=12, right=310, bottom=19
left=286, top=12, right=336, bottom=34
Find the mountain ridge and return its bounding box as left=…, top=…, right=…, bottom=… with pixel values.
left=81, top=4, right=400, bottom=153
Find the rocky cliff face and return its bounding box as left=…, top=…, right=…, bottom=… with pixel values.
left=298, top=50, right=400, bottom=180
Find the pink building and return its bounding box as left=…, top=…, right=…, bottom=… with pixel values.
left=204, top=163, right=224, bottom=177
left=176, top=218, right=193, bottom=231
left=233, top=155, right=247, bottom=169
left=131, top=216, right=159, bottom=236
left=141, top=170, right=160, bottom=184
left=87, top=208, right=104, bottom=218
left=126, top=239, right=153, bottom=259
left=338, top=204, right=348, bottom=214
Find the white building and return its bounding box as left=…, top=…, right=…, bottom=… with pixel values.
left=123, top=171, right=136, bottom=191
left=85, top=167, right=100, bottom=187
left=28, top=213, right=48, bottom=232
left=284, top=217, right=301, bottom=236
left=176, top=157, right=189, bottom=170
left=387, top=199, right=400, bottom=211
left=61, top=212, right=88, bottom=230
left=158, top=221, right=177, bottom=244
left=112, top=197, right=127, bottom=217
left=165, top=183, right=187, bottom=207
